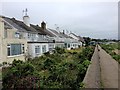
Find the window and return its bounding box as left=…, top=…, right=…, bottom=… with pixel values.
left=15, top=32, right=20, bottom=38
left=28, top=33, right=30, bottom=38
left=73, top=44, right=74, bottom=46
left=4, top=29, right=7, bottom=38
left=42, top=45, right=46, bottom=53
left=35, top=46, right=40, bottom=54
left=68, top=44, right=70, bottom=48
left=7, top=45, right=10, bottom=56
left=11, top=44, right=21, bottom=55
left=64, top=43, right=67, bottom=48
left=49, top=44, right=54, bottom=51
left=75, top=44, right=77, bottom=47
left=7, top=44, right=24, bottom=56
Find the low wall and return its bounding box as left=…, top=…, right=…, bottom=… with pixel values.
left=83, top=46, right=101, bottom=88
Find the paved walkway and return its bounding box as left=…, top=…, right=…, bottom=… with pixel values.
left=98, top=45, right=118, bottom=88
left=83, top=45, right=119, bottom=89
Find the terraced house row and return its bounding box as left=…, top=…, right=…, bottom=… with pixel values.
left=0, top=12, right=84, bottom=64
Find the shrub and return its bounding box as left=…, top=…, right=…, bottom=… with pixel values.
left=54, top=47, right=65, bottom=54
left=3, top=46, right=95, bottom=89
left=2, top=60, right=40, bottom=89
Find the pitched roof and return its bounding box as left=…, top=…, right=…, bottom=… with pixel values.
left=31, top=25, right=56, bottom=37
left=10, top=18, right=38, bottom=32
left=70, top=33, right=78, bottom=37
left=4, top=21, right=13, bottom=29
left=48, top=29, right=65, bottom=38
left=39, top=28, right=73, bottom=39
left=3, top=16, right=25, bottom=32
left=2, top=16, right=60, bottom=37
left=2, top=16, right=83, bottom=42
left=2, top=16, right=38, bottom=33
left=70, top=33, right=85, bottom=42
left=30, top=24, right=46, bottom=35
left=59, top=32, right=72, bottom=38
left=77, top=36, right=85, bottom=42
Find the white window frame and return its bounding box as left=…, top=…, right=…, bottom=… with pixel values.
left=35, top=45, right=41, bottom=54
left=42, top=45, right=46, bottom=53
left=7, top=44, right=24, bottom=57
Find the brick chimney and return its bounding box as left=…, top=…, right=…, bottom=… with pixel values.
left=41, top=21, right=46, bottom=30
left=63, top=30, right=65, bottom=34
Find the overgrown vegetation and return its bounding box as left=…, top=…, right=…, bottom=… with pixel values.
left=2, top=46, right=95, bottom=89
left=100, top=43, right=120, bottom=63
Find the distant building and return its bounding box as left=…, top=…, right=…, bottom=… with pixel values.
left=89, top=41, right=96, bottom=46
left=69, top=33, right=85, bottom=47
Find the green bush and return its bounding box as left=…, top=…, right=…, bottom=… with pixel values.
left=112, top=55, right=120, bottom=63
left=2, top=60, right=40, bottom=89
left=54, top=47, right=65, bottom=54
left=2, top=46, right=95, bottom=89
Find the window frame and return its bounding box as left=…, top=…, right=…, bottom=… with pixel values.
left=35, top=45, right=41, bottom=54
left=14, top=32, right=20, bottom=38
left=42, top=45, right=46, bottom=53
left=7, top=44, right=24, bottom=57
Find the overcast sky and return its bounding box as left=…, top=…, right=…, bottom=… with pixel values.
left=0, top=0, right=118, bottom=39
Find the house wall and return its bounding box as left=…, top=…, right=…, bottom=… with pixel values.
left=69, top=33, right=83, bottom=47
left=55, top=42, right=64, bottom=48
left=0, top=17, right=4, bottom=64
left=48, top=43, right=55, bottom=51
left=71, top=43, right=79, bottom=49
left=78, top=41, right=82, bottom=47
left=0, top=17, right=27, bottom=64
left=28, top=43, right=49, bottom=58
left=65, top=43, right=78, bottom=50
left=2, top=39, right=27, bottom=64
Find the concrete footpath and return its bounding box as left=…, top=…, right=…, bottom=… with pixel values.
left=98, top=45, right=118, bottom=88
left=83, top=45, right=119, bottom=89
